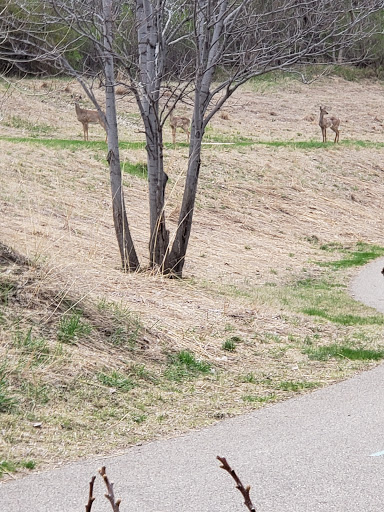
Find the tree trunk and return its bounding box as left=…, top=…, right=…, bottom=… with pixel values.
left=167, top=79, right=207, bottom=277
left=167, top=136, right=201, bottom=277
left=167, top=0, right=220, bottom=278
left=146, top=125, right=170, bottom=271
left=103, top=0, right=139, bottom=272
left=136, top=0, right=169, bottom=271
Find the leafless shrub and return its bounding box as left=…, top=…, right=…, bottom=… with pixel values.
left=85, top=458, right=255, bottom=511
left=217, top=456, right=256, bottom=512
left=85, top=467, right=121, bottom=512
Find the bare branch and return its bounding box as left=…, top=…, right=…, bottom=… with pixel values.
left=99, top=466, right=122, bottom=512
left=85, top=475, right=96, bottom=512
left=217, top=455, right=256, bottom=512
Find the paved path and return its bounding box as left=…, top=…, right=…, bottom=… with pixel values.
left=349, top=256, right=384, bottom=313
left=2, top=258, right=384, bottom=511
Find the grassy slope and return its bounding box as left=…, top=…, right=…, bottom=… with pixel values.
left=1, top=74, right=384, bottom=479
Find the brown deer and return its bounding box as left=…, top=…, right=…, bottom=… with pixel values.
left=73, top=94, right=107, bottom=141
left=169, top=110, right=190, bottom=144
left=319, top=106, right=340, bottom=143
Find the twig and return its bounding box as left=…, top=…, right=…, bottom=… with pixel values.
left=85, top=475, right=96, bottom=512
left=217, top=456, right=256, bottom=511
left=99, top=466, right=122, bottom=511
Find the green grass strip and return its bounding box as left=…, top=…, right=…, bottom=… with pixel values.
left=319, top=243, right=384, bottom=270
left=2, top=136, right=384, bottom=151
left=0, top=136, right=146, bottom=150
left=302, top=308, right=384, bottom=326
left=304, top=344, right=384, bottom=361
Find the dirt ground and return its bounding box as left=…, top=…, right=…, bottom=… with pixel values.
left=1, top=74, right=384, bottom=475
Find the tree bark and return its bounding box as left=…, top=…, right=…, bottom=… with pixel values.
left=167, top=0, right=226, bottom=277
left=167, top=134, right=201, bottom=277
left=136, top=0, right=170, bottom=270
left=103, top=0, right=139, bottom=271
left=146, top=127, right=170, bottom=271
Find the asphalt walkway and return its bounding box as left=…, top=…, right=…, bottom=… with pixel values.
left=1, top=257, right=384, bottom=511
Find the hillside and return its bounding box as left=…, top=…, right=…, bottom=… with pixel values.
left=1, top=74, right=384, bottom=479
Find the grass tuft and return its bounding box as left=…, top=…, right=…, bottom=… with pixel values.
left=276, top=380, right=321, bottom=391
left=239, top=372, right=257, bottom=384
left=97, top=371, right=136, bottom=391
left=0, top=362, right=18, bottom=412
left=165, top=350, right=212, bottom=381
left=13, top=327, right=51, bottom=364
left=121, top=161, right=147, bottom=179
left=0, top=459, right=36, bottom=477
left=57, top=312, right=91, bottom=344
left=97, top=299, right=142, bottom=348
left=222, top=338, right=237, bottom=351
left=242, top=394, right=276, bottom=403
left=0, top=281, right=15, bottom=305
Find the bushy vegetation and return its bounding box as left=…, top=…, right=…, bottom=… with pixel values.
left=2, top=2, right=384, bottom=77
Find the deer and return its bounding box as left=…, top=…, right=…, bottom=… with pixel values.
left=319, top=106, right=340, bottom=143
left=73, top=94, right=107, bottom=141
left=169, top=109, right=190, bottom=144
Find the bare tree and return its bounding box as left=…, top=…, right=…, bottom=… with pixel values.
left=1, top=0, right=383, bottom=276
left=103, top=0, right=140, bottom=272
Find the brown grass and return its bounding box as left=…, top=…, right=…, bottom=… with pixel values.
left=1, top=75, right=384, bottom=479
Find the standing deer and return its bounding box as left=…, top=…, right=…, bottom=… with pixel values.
left=169, top=110, right=190, bottom=144
left=319, top=106, right=340, bottom=143
left=73, top=95, right=107, bottom=141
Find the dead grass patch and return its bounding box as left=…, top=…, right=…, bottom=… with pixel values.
left=1, top=76, right=384, bottom=478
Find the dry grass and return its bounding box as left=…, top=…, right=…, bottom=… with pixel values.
left=1, top=75, right=384, bottom=479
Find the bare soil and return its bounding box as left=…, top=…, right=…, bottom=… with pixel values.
left=1, top=75, right=384, bottom=478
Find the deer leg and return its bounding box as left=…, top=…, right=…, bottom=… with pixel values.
left=322, top=127, right=327, bottom=143
left=82, top=122, right=88, bottom=141
left=334, top=129, right=339, bottom=143
left=330, top=126, right=339, bottom=143
left=172, top=127, right=176, bottom=144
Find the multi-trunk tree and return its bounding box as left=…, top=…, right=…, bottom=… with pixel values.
left=1, top=0, right=383, bottom=276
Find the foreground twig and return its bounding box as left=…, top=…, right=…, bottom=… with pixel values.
left=85, top=475, right=96, bottom=512
left=99, top=466, right=122, bottom=511
left=217, top=456, right=256, bottom=511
